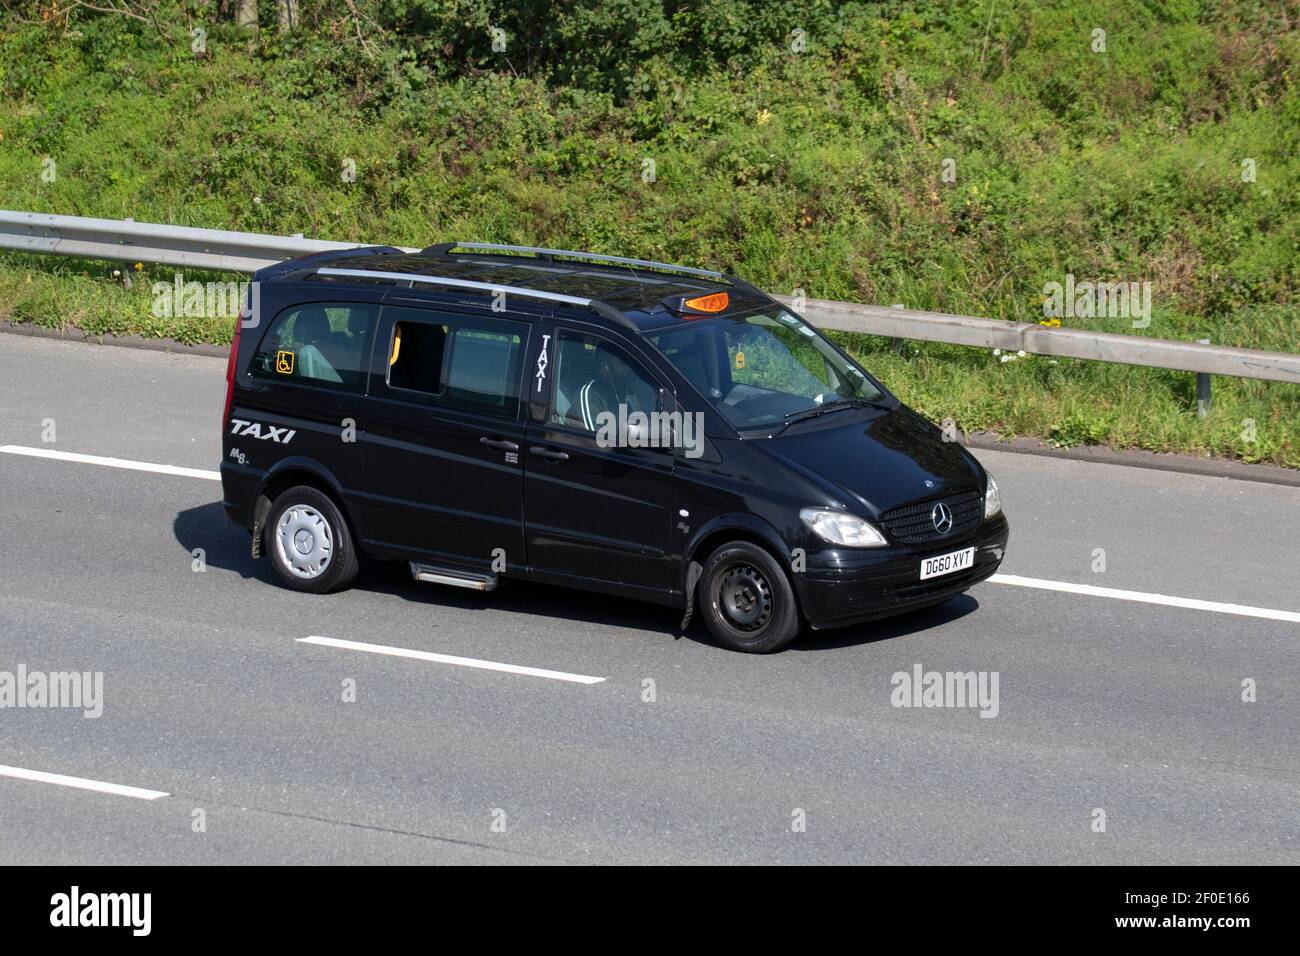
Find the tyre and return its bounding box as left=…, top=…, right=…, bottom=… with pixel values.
left=698, top=541, right=802, bottom=653
left=265, top=485, right=359, bottom=594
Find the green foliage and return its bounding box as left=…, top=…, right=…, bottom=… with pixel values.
left=1046, top=409, right=1115, bottom=448
left=0, top=1, right=1297, bottom=465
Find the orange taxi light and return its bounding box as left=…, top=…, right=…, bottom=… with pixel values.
left=682, top=292, right=729, bottom=313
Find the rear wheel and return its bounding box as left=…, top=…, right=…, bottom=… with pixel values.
left=698, top=541, right=801, bottom=653
left=266, top=485, right=359, bottom=594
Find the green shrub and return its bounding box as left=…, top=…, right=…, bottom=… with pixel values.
left=0, top=1, right=1296, bottom=465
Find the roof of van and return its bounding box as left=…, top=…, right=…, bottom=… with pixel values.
left=257, top=245, right=774, bottom=331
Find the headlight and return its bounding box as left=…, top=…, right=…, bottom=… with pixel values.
left=799, top=508, right=887, bottom=547
left=984, top=474, right=1002, bottom=518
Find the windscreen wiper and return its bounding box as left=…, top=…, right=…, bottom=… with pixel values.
left=776, top=396, right=889, bottom=434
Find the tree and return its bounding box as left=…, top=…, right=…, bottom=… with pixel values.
left=277, top=0, right=297, bottom=32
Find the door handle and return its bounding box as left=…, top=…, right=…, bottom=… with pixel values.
left=480, top=437, right=519, bottom=452
left=529, top=445, right=570, bottom=462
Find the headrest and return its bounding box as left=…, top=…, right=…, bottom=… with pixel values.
left=346, top=309, right=369, bottom=334
left=594, top=343, right=632, bottom=386
left=295, top=307, right=331, bottom=344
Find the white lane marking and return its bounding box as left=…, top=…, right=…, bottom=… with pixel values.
left=990, top=573, right=1300, bottom=624
left=6, top=444, right=1296, bottom=626
left=0, top=764, right=169, bottom=800
left=296, top=636, right=606, bottom=685
left=0, top=445, right=220, bottom=481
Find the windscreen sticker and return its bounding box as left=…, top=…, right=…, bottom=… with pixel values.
left=275, top=350, right=295, bottom=374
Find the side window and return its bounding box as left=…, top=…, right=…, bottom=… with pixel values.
left=550, top=331, right=660, bottom=432
left=251, top=303, right=378, bottom=389
left=384, top=308, right=528, bottom=420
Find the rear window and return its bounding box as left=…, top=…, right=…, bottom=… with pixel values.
left=251, top=303, right=378, bottom=389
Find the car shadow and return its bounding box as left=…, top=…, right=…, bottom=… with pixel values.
left=174, top=501, right=679, bottom=639
left=175, top=501, right=980, bottom=652
left=174, top=501, right=280, bottom=587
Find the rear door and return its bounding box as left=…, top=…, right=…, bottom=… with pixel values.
left=356, top=296, right=534, bottom=574
left=522, top=320, right=677, bottom=597
left=236, top=297, right=383, bottom=523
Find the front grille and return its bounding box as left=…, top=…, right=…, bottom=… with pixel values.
left=881, top=490, right=982, bottom=544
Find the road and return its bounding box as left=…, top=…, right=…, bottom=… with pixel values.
left=0, top=332, right=1296, bottom=864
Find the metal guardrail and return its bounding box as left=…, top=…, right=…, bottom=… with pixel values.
left=777, top=296, right=1300, bottom=386
left=3, top=210, right=1299, bottom=387
left=0, top=210, right=401, bottom=273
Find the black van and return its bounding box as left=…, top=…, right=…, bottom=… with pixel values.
left=220, top=243, right=1008, bottom=652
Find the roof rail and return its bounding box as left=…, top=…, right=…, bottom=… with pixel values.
left=313, top=266, right=637, bottom=328
left=439, top=242, right=728, bottom=281
left=253, top=245, right=405, bottom=282
left=316, top=267, right=591, bottom=305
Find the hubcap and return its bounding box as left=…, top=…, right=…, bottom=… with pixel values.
left=275, top=504, right=333, bottom=579
left=718, top=562, right=773, bottom=632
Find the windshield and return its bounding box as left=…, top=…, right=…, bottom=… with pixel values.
left=644, top=308, right=886, bottom=430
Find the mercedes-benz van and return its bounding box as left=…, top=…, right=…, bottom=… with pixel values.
left=220, top=242, right=1008, bottom=652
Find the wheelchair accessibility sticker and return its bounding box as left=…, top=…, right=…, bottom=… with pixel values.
left=276, top=350, right=295, bottom=374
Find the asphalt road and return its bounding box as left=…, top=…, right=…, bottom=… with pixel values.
left=0, top=333, right=1296, bottom=864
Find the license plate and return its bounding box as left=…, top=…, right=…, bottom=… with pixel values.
left=919, top=547, right=975, bottom=580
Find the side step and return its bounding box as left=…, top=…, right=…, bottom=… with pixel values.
left=409, top=562, right=497, bottom=592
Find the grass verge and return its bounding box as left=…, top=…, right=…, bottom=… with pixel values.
left=2, top=254, right=1295, bottom=468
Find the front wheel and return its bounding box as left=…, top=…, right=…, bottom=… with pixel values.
left=698, top=541, right=802, bottom=653
left=266, top=485, right=359, bottom=594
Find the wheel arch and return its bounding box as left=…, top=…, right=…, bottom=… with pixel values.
left=253, top=458, right=358, bottom=554
left=682, top=514, right=800, bottom=617
left=684, top=513, right=790, bottom=569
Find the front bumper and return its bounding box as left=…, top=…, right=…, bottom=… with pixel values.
left=794, top=514, right=1009, bottom=630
